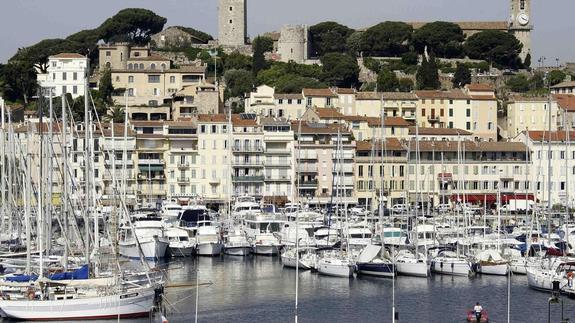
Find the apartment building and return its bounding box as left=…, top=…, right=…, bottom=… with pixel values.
left=37, top=53, right=89, bottom=99
left=555, top=94, right=575, bottom=131
left=197, top=114, right=232, bottom=206
left=408, top=127, right=473, bottom=141
left=345, top=116, right=411, bottom=141
left=551, top=81, right=575, bottom=95
left=405, top=140, right=531, bottom=207
left=172, top=84, right=220, bottom=119
left=302, top=88, right=338, bottom=109
left=231, top=114, right=265, bottom=198
left=244, top=85, right=305, bottom=120
left=163, top=120, right=200, bottom=202
left=503, top=94, right=558, bottom=139
left=515, top=131, right=575, bottom=206
left=354, top=92, right=418, bottom=120
left=355, top=139, right=407, bottom=210
left=293, top=122, right=356, bottom=206
left=262, top=118, right=295, bottom=202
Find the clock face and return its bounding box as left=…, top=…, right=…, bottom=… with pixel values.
left=517, top=13, right=529, bottom=26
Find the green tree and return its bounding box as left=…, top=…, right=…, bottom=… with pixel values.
left=320, top=53, right=359, bottom=88
left=99, top=8, right=167, bottom=44
left=416, top=54, right=440, bottom=90
left=172, top=26, right=213, bottom=44
left=398, top=78, right=414, bottom=92
left=275, top=75, right=325, bottom=93
left=523, top=53, right=531, bottom=69
left=309, top=21, right=354, bottom=57
left=99, top=68, right=114, bottom=104
left=361, top=22, right=413, bottom=57
left=463, top=30, right=523, bottom=69
left=530, top=72, right=546, bottom=91
left=401, top=52, right=419, bottom=65
left=506, top=74, right=530, bottom=92
left=377, top=69, right=399, bottom=91
left=252, top=36, right=273, bottom=75
left=0, top=62, right=37, bottom=104
left=225, top=51, right=252, bottom=71
left=103, top=106, right=125, bottom=123
left=346, top=31, right=364, bottom=57
left=548, top=70, right=566, bottom=86
left=452, top=64, right=471, bottom=88
left=412, top=22, right=465, bottom=58
left=10, top=38, right=88, bottom=73
left=224, top=69, right=254, bottom=99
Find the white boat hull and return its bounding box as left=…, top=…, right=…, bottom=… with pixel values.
left=431, top=260, right=471, bottom=276
left=0, top=288, right=155, bottom=320
left=479, top=263, right=508, bottom=276
left=168, top=246, right=194, bottom=257
left=396, top=261, right=429, bottom=277
left=197, top=242, right=223, bottom=256
left=224, top=246, right=252, bottom=256
left=281, top=255, right=312, bottom=270
left=317, top=262, right=354, bottom=277
left=119, top=238, right=169, bottom=260
left=510, top=262, right=527, bottom=275
left=253, top=244, right=279, bottom=256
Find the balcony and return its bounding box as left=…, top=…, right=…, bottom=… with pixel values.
left=265, top=175, right=291, bottom=182
left=266, top=147, right=291, bottom=155
left=265, top=160, right=291, bottom=167
left=137, top=174, right=165, bottom=181
left=297, top=164, right=318, bottom=173
left=296, top=151, right=317, bottom=160
left=177, top=162, right=190, bottom=169
left=103, top=172, right=135, bottom=181
left=333, top=164, right=354, bottom=173
left=298, top=180, right=318, bottom=188
left=137, top=159, right=164, bottom=165
left=209, top=178, right=221, bottom=185
left=427, top=115, right=440, bottom=123
left=232, top=175, right=265, bottom=182
left=232, top=160, right=264, bottom=167
left=331, top=151, right=354, bottom=159
left=104, top=159, right=134, bottom=167
left=232, top=145, right=264, bottom=153
left=177, top=177, right=190, bottom=184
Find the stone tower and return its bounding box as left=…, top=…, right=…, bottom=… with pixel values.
left=277, top=25, right=309, bottom=64
left=218, top=0, right=247, bottom=47
left=508, top=0, right=532, bottom=62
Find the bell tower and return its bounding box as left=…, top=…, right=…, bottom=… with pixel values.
left=508, top=0, right=532, bottom=62
left=218, top=0, right=247, bottom=47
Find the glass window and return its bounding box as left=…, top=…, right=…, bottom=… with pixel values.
left=148, top=75, right=160, bottom=83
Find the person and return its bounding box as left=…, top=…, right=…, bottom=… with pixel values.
left=568, top=271, right=573, bottom=288
left=473, top=302, right=483, bottom=322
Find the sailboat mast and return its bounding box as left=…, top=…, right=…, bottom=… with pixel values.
left=47, top=91, right=54, bottom=253
left=0, top=97, right=4, bottom=235
left=38, top=88, right=44, bottom=278
left=546, top=78, right=552, bottom=245
left=25, top=123, right=32, bottom=274
left=62, top=94, right=69, bottom=269
left=565, top=113, right=570, bottom=250
left=84, top=71, right=91, bottom=267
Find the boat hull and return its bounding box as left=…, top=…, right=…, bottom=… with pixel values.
left=281, top=255, right=312, bottom=270
left=197, top=242, right=223, bottom=256
left=478, top=263, right=508, bottom=276
left=0, top=288, right=155, bottom=320
left=431, top=260, right=472, bottom=276
left=168, top=246, right=194, bottom=257
left=224, top=246, right=252, bottom=256
left=253, top=245, right=279, bottom=256
left=396, top=261, right=428, bottom=277
left=119, top=239, right=169, bottom=260
left=357, top=262, right=395, bottom=278
left=317, top=262, right=354, bottom=277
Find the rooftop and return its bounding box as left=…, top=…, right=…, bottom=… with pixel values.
left=409, top=127, right=472, bottom=136
left=50, top=53, right=86, bottom=59
left=555, top=94, right=575, bottom=111
left=302, top=88, right=337, bottom=98
left=527, top=131, right=575, bottom=142
left=551, top=81, right=575, bottom=89
left=415, top=89, right=470, bottom=100
left=466, top=83, right=495, bottom=92
left=356, top=138, right=404, bottom=152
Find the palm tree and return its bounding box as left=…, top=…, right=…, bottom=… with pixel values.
left=103, top=106, right=125, bottom=123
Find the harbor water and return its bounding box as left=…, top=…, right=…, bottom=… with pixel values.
left=154, top=256, right=575, bottom=323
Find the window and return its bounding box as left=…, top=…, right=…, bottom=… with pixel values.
left=466, top=109, right=471, bottom=117
left=359, top=165, right=364, bottom=177
left=449, top=99, right=453, bottom=105
left=149, top=100, right=158, bottom=107
left=153, top=88, right=159, bottom=96
left=466, top=122, right=471, bottom=130
left=278, top=99, right=283, bottom=104
left=115, top=76, right=120, bottom=82
left=150, top=63, right=156, bottom=70
left=128, top=63, right=133, bottom=70
left=134, top=52, right=141, bottom=57
left=170, top=76, right=175, bottom=83
left=139, top=63, right=144, bottom=69
left=161, top=63, right=166, bottom=70
left=466, top=100, right=471, bottom=105
left=148, top=75, right=160, bottom=83
left=520, top=0, right=525, bottom=10
left=488, top=122, right=493, bottom=130
left=128, top=76, right=134, bottom=83
left=73, top=86, right=77, bottom=94
left=106, top=51, right=111, bottom=57
left=421, top=109, right=426, bottom=117
left=73, top=72, right=77, bottom=81
left=440, top=109, right=444, bottom=117
left=326, top=97, right=332, bottom=107
left=62, top=72, right=67, bottom=81
left=229, top=6, right=233, bottom=10
left=306, top=97, right=312, bottom=107
left=229, top=19, right=233, bottom=24
left=62, top=85, right=67, bottom=94
left=128, top=88, right=134, bottom=96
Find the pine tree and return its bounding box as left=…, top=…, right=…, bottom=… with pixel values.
left=416, top=54, right=440, bottom=90
left=452, top=63, right=471, bottom=88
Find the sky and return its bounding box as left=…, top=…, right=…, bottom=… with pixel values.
left=1, top=0, right=573, bottom=65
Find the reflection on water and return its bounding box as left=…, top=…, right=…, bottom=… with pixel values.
left=160, top=256, right=575, bottom=323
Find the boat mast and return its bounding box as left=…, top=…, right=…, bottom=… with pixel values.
left=62, top=93, right=69, bottom=269
left=565, top=110, right=570, bottom=252
left=47, top=91, right=54, bottom=253
left=25, top=123, right=32, bottom=274
left=84, top=70, right=91, bottom=268
left=294, top=119, right=302, bottom=323
left=38, top=88, right=44, bottom=279
left=546, top=74, right=552, bottom=249
left=0, top=97, right=4, bottom=237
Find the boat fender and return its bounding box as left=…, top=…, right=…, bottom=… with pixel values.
left=161, top=315, right=169, bottom=323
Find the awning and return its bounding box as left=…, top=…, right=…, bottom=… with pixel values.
left=139, top=165, right=164, bottom=172
left=450, top=193, right=536, bottom=204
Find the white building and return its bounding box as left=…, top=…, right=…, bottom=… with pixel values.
left=37, top=53, right=89, bottom=99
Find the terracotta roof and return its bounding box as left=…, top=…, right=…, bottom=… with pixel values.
left=466, top=83, right=495, bottom=92
left=14, top=122, right=63, bottom=134
left=407, top=140, right=527, bottom=153
left=165, top=120, right=196, bottom=127
left=355, top=92, right=417, bottom=101
left=51, top=53, right=86, bottom=59
left=409, top=127, right=472, bottom=136
left=291, top=122, right=351, bottom=135
left=508, top=94, right=549, bottom=102
left=416, top=89, right=470, bottom=100
left=342, top=115, right=369, bottom=122
left=275, top=93, right=303, bottom=100
left=315, top=108, right=345, bottom=119
left=232, top=115, right=258, bottom=127
left=555, top=94, right=575, bottom=112
left=367, top=117, right=411, bottom=127
left=335, top=88, right=356, bottom=95
left=169, top=65, right=206, bottom=73
left=356, top=138, right=404, bottom=152
left=302, top=88, right=337, bottom=98
left=551, top=81, right=575, bottom=89
left=197, top=114, right=228, bottom=123
left=470, top=95, right=496, bottom=100
left=527, top=131, right=575, bottom=142
left=99, top=123, right=135, bottom=136
left=128, top=54, right=170, bottom=62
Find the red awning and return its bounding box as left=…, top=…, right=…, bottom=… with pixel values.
left=450, top=193, right=536, bottom=204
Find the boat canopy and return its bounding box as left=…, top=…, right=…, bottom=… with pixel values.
left=358, top=244, right=381, bottom=263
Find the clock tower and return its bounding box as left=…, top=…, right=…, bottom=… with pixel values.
left=509, top=0, right=532, bottom=62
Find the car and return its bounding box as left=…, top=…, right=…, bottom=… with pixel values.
left=391, top=204, right=408, bottom=214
